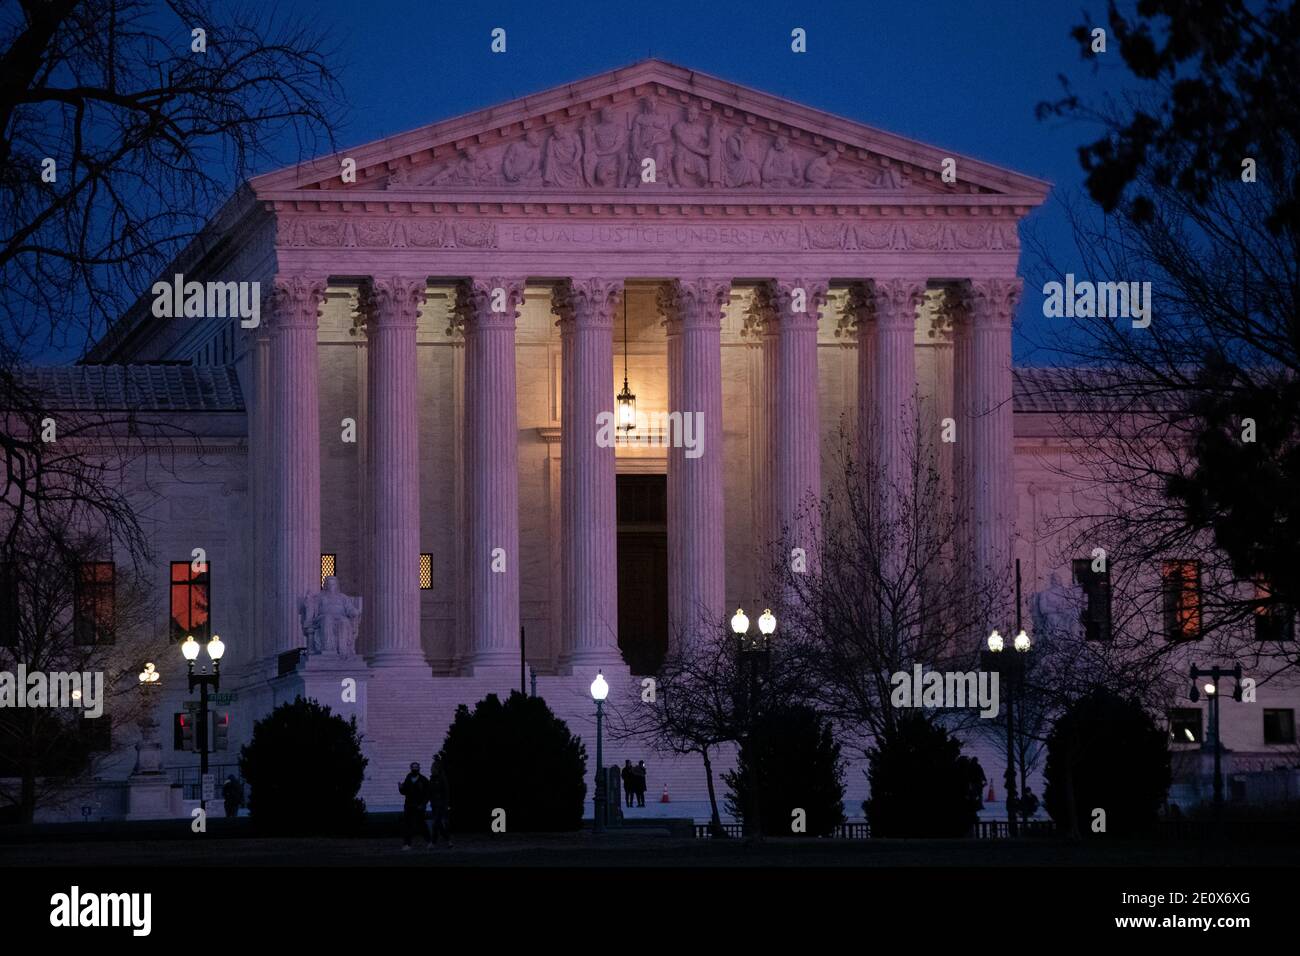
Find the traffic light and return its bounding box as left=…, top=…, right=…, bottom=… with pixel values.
left=176, top=713, right=194, bottom=751
left=214, top=712, right=229, bottom=752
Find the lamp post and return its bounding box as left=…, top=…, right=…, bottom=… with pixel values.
left=1189, top=663, right=1243, bottom=821
left=982, top=624, right=1031, bottom=837
left=731, top=607, right=775, bottom=840
left=133, top=663, right=163, bottom=776
left=591, top=670, right=609, bottom=834
left=181, top=634, right=225, bottom=811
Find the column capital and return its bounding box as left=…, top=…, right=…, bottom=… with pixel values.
left=457, top=276, right=527, bottom=328
left=266, top=275, right=327, bottom=331
left=766, top=278, right=829, bottom=330
left=867, top=278, right=927, bottom=329
left=365, top=276, right=428, bottom=329
left=969, top=277, right=1023, bottom=329
left=657, top=277, right=731, bottom=329
left=551, top=277, right=623, bottom=329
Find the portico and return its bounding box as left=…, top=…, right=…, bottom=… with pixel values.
left=249, top=60, right=1046, bottom=683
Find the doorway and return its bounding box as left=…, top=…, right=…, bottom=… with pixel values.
left=616, top=474, right=668, bottom=675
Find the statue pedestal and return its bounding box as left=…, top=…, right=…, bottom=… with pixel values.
left=126, top=773, right=174, bottom=820
left=269, top=654, right=369, bottom=734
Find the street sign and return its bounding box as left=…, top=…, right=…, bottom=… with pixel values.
left=201, top=774, right=215, bottom=801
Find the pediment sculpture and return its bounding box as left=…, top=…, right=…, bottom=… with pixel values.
left=384, top=97, right=912, bottom=192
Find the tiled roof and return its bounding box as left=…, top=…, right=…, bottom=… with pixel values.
left=15, top=364, right=244, bottom=412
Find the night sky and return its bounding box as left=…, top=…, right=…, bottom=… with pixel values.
left=77, top=0, right=1136, bottom=362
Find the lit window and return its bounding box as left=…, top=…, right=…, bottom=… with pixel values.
left=419, top=554, right=433, bottom=591
left=1162, top=560, right=1201, bottom=641
left=170, top=561, right=210, bottom=642
left=75, top=562, right=116, bottom=645
left=1168, top=708, right=1202, bottom=745
left=320, top=554, right=336, bottom=586
left=1254, top=579, right=1295, bottom=642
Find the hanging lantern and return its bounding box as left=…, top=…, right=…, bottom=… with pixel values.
left=617, top=294, right=636, bottom=433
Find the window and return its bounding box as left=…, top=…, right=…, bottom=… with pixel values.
left=170, top=560, right=211, bottom=642
left=419, top=554, right=433, bottom=591
left=1162, top=560, right=1202, bottom=641
left=1168, top=708, right=1202, bottom=745
left=74, top=562, right=115, bottom=645
left=320, top=553, right=336, bottom=586
left=1072, top=558, right=1112, bottom=641
left=0, top=562, right=17, bottom=647
left=1264, top=709, right=1296, bottom=745
left=1254, top=580, right=1295, bottom=642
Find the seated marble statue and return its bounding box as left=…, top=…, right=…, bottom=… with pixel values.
left=299, top=576, right=362, bottom=656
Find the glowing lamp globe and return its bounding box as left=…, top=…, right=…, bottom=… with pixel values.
left=758, top=609, right=776, bottom=636
left=1204, top=682, right=1216, bottom=696
left=1013, top=630, right=1031, bottom=653
left=730, top=608, right=749, bottom=635
left=181, top=635, right=201, bottom=661
left=987, top=630, right=1004, bottom=653
left=207, top=635, right=226, bottom=661
left=590, top=671, right=609, bottom=702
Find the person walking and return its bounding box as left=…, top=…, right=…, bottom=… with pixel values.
left=398, top=761, right=431, bottom=850
left=221, top=774, right=244, bottom=819
left=621, top=759, right=635, bottom=808
left=429, top=754, right=453, bottom=847
left=634, top=760, right=648, bottom=808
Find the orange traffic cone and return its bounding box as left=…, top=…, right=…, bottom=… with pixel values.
left=660, top=784, right=670, bottom=803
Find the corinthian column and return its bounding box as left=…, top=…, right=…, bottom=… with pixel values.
left=461, top=277, right=525, bottom=672
left=552, top=278, right=624, bottom=671
left=845, top=283, right=876, bottom=468
left=659, top=277, right=730, bottom=645
left=969, top=277, right=1022, bottom=603
left=769, top=279, right=828, bottom=571
left=870, top=279, right=926, bottom=514
left=947, top=284, right=976, bottom=571
left=268, top=275, right=326, bottom=655
left=366, top=276, right=428, bottom=666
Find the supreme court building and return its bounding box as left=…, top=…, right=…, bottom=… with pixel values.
left=23, top=60, right=1296, bottom=819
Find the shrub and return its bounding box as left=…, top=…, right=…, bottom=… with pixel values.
left=724, top=704, right=846, bottom=836
left=238, top=697, right=367, bottom=835
left=1043, top=688, right=1170, bottom=837
left=864, top=712, right=983, bottom=837
left=436, top=692, right=587, bottom=832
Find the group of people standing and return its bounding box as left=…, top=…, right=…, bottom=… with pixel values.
left=398, top=755, right=452, bottom=849
left=620, top=759, right=648, bottom=808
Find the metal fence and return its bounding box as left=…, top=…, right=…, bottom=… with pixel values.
left=170, top=764, right=241, bottom=801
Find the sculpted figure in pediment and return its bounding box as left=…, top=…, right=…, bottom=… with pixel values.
left=400, top=146, right=494, bottom=188
left=630, top=97, right=674, bottom=186
left=543, top=125, right=584, bottom=188
left=672, top=106, right=721, bottom=187
left=583, top=107, right=630, bottom=188
left=503, top=130, right=544, bottom=185
left=723, top=126, right=762, bottom=188
left=761, top=136, right=803, bottom=188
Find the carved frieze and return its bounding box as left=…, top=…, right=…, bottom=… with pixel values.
left=378, top=96, right=920, bottom=194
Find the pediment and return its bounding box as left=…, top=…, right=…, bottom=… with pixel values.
left=251, top=60, right=1050, bottom=204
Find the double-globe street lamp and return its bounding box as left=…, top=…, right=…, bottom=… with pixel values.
left=981, top=625, right=1031, bottom=837
left=180, top=634, right=225, bottom=811
left=731, top=607, right=776, bottom=839
left=1189, top=663, right=1243, bottom=820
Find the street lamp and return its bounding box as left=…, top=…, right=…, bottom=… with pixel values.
left=591, top=670, right=609, bottom=834
left=981, top=567, right=1034, bottom=838
left=133, top=663, right=163, bottom=776
left=732, top=607, right=775, bottom=840
left=1189, top=663, right=1243, bottom=820
left=182, top=633, right=224, bottom=812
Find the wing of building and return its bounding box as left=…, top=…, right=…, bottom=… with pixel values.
left=8, top=60, right=1296, bottom=822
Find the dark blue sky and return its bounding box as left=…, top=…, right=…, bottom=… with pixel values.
left=276, top=0, right=1124, bottom=361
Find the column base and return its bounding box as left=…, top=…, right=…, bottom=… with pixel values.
left=367, top=650, right=431, bottom=671
left=559, top=649, right=630, bottom=678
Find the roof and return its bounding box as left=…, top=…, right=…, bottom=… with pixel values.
left=1012, top=367, right=1184, bottom=414
left=15, top=365, right=244, bottom=412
